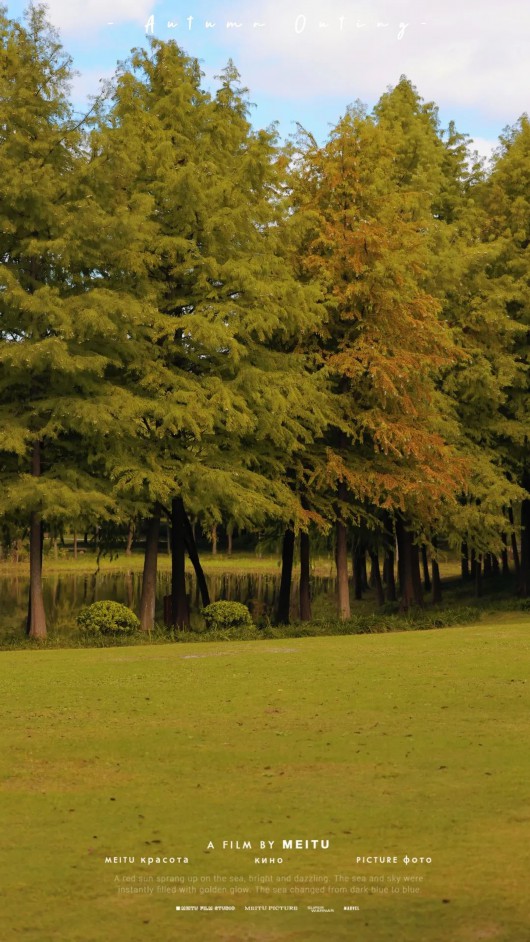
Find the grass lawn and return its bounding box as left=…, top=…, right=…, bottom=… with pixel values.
left=2, top=617, right=529, bottom=942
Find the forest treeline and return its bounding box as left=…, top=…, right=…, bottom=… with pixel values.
left=1, top=6, right=530, bottom=637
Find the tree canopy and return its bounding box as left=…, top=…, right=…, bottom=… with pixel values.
left=2, top=7, right=530, bottom=632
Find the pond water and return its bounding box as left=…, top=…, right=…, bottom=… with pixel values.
left=0, top=570, right=337, bottom=634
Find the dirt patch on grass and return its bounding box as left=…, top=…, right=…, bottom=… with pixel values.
left=1, top=756, right=134, bottom=792
left=108, top=648, right=299, bottom=663
left=456, top=925, right=504, bottom=941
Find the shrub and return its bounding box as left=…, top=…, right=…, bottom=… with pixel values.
left=202, top=601, right=253, bottom=631
left=77, top=601, right=140, bottom=635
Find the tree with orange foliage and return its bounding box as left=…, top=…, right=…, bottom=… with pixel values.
left=290, top=82, right=466, bottom=615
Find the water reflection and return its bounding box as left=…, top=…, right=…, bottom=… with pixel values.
left=0, top=570, right=336, bottom=633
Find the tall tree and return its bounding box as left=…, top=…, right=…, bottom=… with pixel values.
left=290, top=84, right=466, bottom=613
left=474, top=117, right=530, bottom=593
left=428, top=115, right=524, bottom=576
left=95, top=43, right=327, bottom=623
left=0, top=6, right=162, bottom=636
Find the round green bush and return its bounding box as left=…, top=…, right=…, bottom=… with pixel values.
left=202, top=600, right=253, bottom=631
left=77, top=601, right=140, bottom=635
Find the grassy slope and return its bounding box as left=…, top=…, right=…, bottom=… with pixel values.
left=2, top=617, right=529, bottom=942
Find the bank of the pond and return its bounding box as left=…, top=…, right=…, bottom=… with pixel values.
left=0, top=566, right=340, bottom=640
left=1, top=552, right=523, bottom=650
left=0, top=604, right=515, bottom=650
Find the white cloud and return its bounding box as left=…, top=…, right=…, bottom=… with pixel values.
left=467, top=136, right=498, bottom=164
left=68, top=66, right=117, bottom=109
left=212, top=0, right=530, bottom=123
left=36, top=0, right=528, bottom=138
left=44, top=0, right=158, bottom=34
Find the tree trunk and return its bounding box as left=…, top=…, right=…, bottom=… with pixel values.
left=461, top=541, right=470, bottom=581
left=421, top=545, right=431, bottom=592
left=276, top=526, right=295, bottom=625
left=395, top=516, right=423, bottom=610
left=431, top=537, right=442, bottom=604
left=352, top=542, right=364, bottom=601
left=73, top=530, right=78, bottom=561
left=508, top=504, right=521, bottom=579
left=475, top=554, right=483, bottom=598
left=171, top=497, right=190, bottom=629
left=501, top=533, right=510, bottom=577
left=125, top=520, right=134, bottom=556
left=299, top=530, right=312, bottom=622
left=368, top=552, right=376, bottom=588
left=384, top=550, right=397, bottom=601
left=397, top=525, right=405, bottom=597
left=483, top=553, right=492, bottom=579
left=227, top=523, right=233, bottom=558
left=361, top=549, right=368, bottom=590
left=411, top=539, right=424, bottom=607
left=181, top=503, right=210, bottom=607
left=519, top=496, right=530, bottom=597
left=382, top=512, right=397, bottom=601
left=369, top=551, right=385, bottom=607
left=336, top=520, right=351, bottom=620
left=139, top=515, right=160, bottom=631
left=26, top=441, right=47, bottom=639
left=211, top=524, right=218, bottom=556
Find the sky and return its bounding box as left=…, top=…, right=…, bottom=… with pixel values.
left=5, top=1, right=530, bottom=160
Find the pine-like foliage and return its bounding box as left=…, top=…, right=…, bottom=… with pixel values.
left=0, top=7, right=163, bottom=634
left=96, top=42, right=327, bottom=530
left=290, top=82, right=466, bottom=526
left=432, top=117, right=526, bottom=555
left=478, top=116, right=530, bottom=478
left=467, top=116, right=530, bottom=584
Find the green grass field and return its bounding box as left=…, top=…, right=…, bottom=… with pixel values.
left=2, top=617, right=529, bottom=942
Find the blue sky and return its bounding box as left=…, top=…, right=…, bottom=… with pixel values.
left=5, top=1, right=530, bottom=159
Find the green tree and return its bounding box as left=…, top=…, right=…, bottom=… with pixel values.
left=92, top=43, right=326, bottom=628
left=473, top=116, right=530, bottom=592
left=0, top=5, right=161, bottom=636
